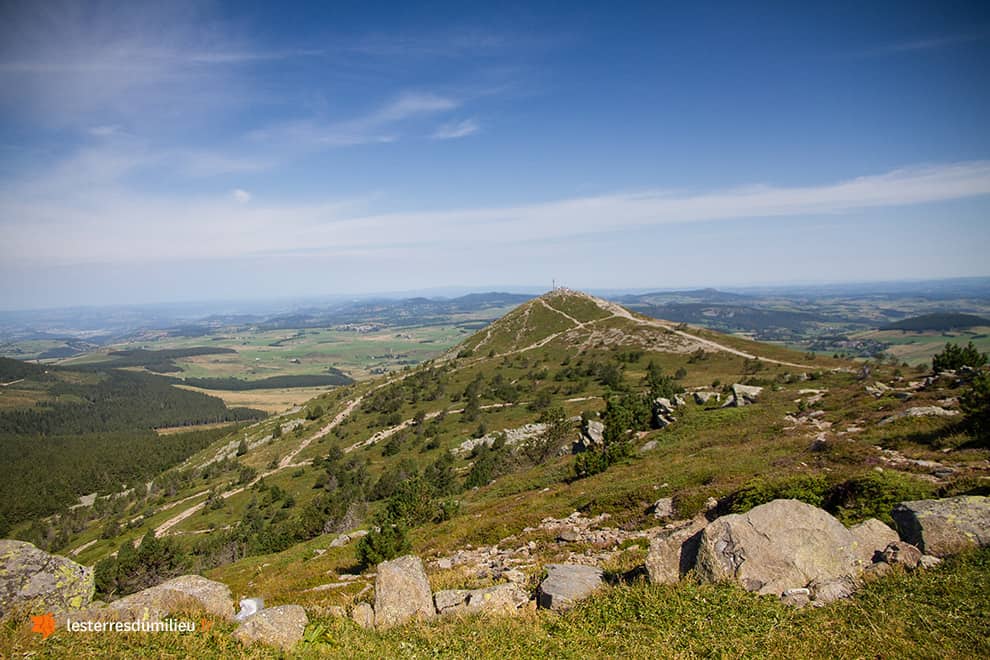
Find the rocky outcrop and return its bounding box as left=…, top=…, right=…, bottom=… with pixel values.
left=721, top=384, right=763, bottom=408
left=374, top=555, right=435, bottom=628
left=574, top=419, right=605, bottom=453
left=694, top=500, right=861, bottom=603
left=106, top=575, right=235, bottom=622
left=880, top=541, right=922, bottom=569
left=434, top=583, right=528, bottom=616
left=878, top=406, right=959, bottom=425
left=0, top=540, right=94, bottom=616
left=891, top=496, right=990, bottom=557
left=537, top=564, right=603, bottom=611
left=693, top=391, right=719, bottom=405
left=651, top=498, right=675, bottom=521
left=233, top=604, right=308, bottom=651
left=645, top=517, right=706, bottom=585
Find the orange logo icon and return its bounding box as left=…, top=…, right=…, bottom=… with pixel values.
left=200, top=618, right=213, bottom=633
left=31, top=612, right=55, bottom=639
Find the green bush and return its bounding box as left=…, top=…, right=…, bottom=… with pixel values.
left=932, top=341, right=987, bottom=373
left=356, top=523, right=411, bottom=566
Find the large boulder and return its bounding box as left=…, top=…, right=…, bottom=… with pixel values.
left=351, top=602, right=374, bottom=628
left=0, top=540, right=94, bottom=616
left=106, top=575, right=235, bottom=621
left=374, top=555, right=435, bottom=628
left=722, top=384, right=763, bottom=408
left=694, top=500, right=861, bottom=602
left=536, top=564, right=603, bottom=611
left=848, top=518, right=900, bottom=565
left=233, top=604, right=308, bottom=651
left=434, top=583, right=529, bottom=616
left=645, top=517, right=707, bottom=585
left=891, top=496, right=990, bottom=557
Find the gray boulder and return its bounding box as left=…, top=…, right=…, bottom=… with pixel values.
left=693, top=391, right=719, bottom=405
left=848, top=518, right=900, bottom=565
left=106, top=575, right=235, bottom=622
left=537, top=564, right=603, bottom=611
left=435, top=583, right=528, bottom=616
left=652, top=498, right=675, bottom=521
left=233, top=604, right=308, bottom=651
left=891, top=496, right=990, bottom=557
left=0, top=540, right=94, bottom=617
left=374, top=555, right=435, bottom=628
left=880, top=541, right=922, bottom=569
left=722, top=384, right=763, bottom=407
left=645, top=517, right=707, bottom=585
left=694, top=499, right=860, bottom=600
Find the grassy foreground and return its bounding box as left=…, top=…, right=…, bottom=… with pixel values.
left=4, top=549, right=988, bottom=659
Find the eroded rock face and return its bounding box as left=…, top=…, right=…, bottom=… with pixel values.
left=233, top=604, right=308, bottom=651
left=106, top=575, right=235, bottom=622
left=891, top=496, right=990, bottom=557
left=0, top=540, right=94, bottom=616
left=694, top=499, right=860, bottom=599
left=645, top=517, right=707, bottom=585
left=374, top=555, right=435, bottom=628
left=536, top=564, right=603, bottom=611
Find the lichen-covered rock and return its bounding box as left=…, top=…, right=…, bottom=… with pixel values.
left=233, top=604, right=308, bottom=651
left=645, top=517, right=706, bottom=585
left=651, top=498, right=675, bottom=521
left=694, top=499, right=860, bottom=598
left=0, top=540, right=94, bottom=617
left=891, top=496, right=990, bottom=557
left=435, top=584, right=528, bottom=616
left=106, top=575, right=235, bottom=622
left=374, top=555, right=435, bottom=628
left=536, top=564, right=603, bottom=611
left=848, top=518, right=900, bottom=565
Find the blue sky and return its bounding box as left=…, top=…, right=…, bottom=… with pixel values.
left=0, top=0, right=988, bottom=309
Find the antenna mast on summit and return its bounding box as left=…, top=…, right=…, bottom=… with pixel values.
left=552, top=279, right=556, bottom=291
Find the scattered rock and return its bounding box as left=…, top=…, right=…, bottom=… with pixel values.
left=374, top=555, right=435, bottom=628
left=645, top=517, right=706, bottom=585
left=557, top=528, right=581, bottom=543
left=919, top=555, right=942, bottom=570
left=437, top=583, right=529, bottom=616
left=721, top=384, right=763, bottom=407
left=0, top=540, right=94, bottom=617
left=233, top=604, right=308, bottom=651
left=351, top=602, right=374, bottom=628
left=693, top=391, right=719, bottom=405
left=879, top=406, right=959, bottom=425
left=537, top=564, right=604, bottom=611
left=780, top=587, right=811, bottom=608
left=881, top=541, right=922, bottom=569
left=848, top=518, right=900, bottom=564
left=891, top=496, right=990, bottom=557
left=651, top=498, right=675, bottom=521
left=639, top=440, right=658, bottom=453
left=694, top=499, right=861, bottom=599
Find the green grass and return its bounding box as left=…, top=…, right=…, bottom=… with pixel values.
left=5, top=550, right=988, bottom=658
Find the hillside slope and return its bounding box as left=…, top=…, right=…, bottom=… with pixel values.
left=7, top=289, right=988, bottom=656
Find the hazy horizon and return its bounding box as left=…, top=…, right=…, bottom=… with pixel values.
left=2, top=2, right=988, bottom=309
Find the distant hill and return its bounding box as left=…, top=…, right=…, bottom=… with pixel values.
left=881, top=313, right=990, bottom=331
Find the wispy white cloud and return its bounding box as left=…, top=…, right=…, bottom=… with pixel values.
left=249, top=91, right=461, bottom=149
left=3, top=160, right=988, bottom=266
left=231, top=188, right=252, bottom=203
left=432, top=118, right=480, bottom=140
left=846, top=31, right=988, bottom=58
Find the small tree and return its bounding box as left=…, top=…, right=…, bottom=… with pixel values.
left=236, top=438, right=248, bottom=456
left=932, top=341, right=988, bottom=373
left=961, top=371, right=990, bottom=445
left=523, top=406, right=570, bottom=464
